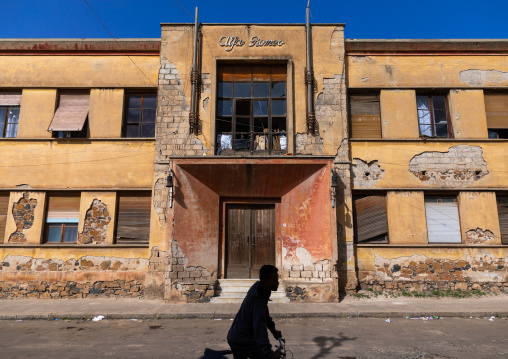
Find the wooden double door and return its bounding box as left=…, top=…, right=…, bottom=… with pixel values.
left=226, top=204, right=275, bottom=279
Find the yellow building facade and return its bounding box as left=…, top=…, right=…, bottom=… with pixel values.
left=0, top=34, right=506, bottom=302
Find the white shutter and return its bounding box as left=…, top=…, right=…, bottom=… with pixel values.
left=425, top=202, right=462, bottom=243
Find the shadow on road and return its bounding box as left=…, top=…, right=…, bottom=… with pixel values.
left=309, top=333, right=357, bottom=359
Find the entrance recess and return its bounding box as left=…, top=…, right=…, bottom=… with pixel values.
left=226, top=204, right=275, bottom=278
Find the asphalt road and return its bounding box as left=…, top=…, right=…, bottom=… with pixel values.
left=0, top=317, right=506, bottom=359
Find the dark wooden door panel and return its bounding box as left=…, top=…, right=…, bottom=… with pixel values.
left=251, top=205, right=275, bottom=278
left=227, top=205, right=250, bottom=278
left=226, top=204, right=276, bottom=279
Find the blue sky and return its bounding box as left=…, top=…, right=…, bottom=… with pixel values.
left=1, top=0, right=507, bottom=39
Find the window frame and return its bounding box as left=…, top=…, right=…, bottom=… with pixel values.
left=123, top=93, right=157, bottom=138
left=216, top=64, right=287, bottom=155
left=44, top=222, right=79, bottom=243
left=349, top=93, right=382, bottom=139
left=416, top=94, right=453, bottom=138
left=43, top=192, right=81, bottom=244
left=352, top=192, right=389, bottom=244
left=424, top=194, right=462, bottom=244
left=114, top=191, right=151, bottom=245
left=0, top=104, right=20, bottom=138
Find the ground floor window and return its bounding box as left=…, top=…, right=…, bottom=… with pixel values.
left=425, top=195, right=461, bottom=243
left=115, top=192, right=151, bottom=244
left=44, top=193, right=80, bottom=243
left=216, top=63, right=287, bottom=155
left=353, top=194, right=388, bottom=243
left=497, top=195, right=508, bottom=245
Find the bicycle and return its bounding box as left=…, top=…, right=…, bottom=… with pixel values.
left=202, top=337, right=292, bottom=358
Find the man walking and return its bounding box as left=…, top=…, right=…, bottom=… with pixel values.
left=227, top=265, right=282, bottom=359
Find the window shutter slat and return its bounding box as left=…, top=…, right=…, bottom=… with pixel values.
left=48, top=93, right=90, bottom=132
left=485, top=94, right=508, bottom=129
left=425, top=202, right=461, bottom=243
left=354, top=195, right=388, bottom=242
left=350, top=95, right=381, bottom=139
left=0, top=194, right=9, bottom=243
left=498, top=200, right=508, bottom=245
left=0, top=93, right=22, bottom=106
left=47, top=195, right=80, bottom=219
left=116, top=193, right=151, bottom=244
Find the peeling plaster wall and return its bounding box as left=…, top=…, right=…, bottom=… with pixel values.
left=357, top=249, right=508, bottom=293
left=348, top=55, right=508, bottom=88
left=8, top=193, right=37, bottom=243
left=409, top=145, right=488, bottom=186
left=352, top=158, right=385, bottom=188
left=78, top=199, right=111, bottom=245
left=458, top=192, right=501, bottom=245
left=351, top=142, right=508, bottom=189
left=4, top=192, right=45, bottom=245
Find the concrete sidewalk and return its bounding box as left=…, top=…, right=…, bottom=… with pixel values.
left=0, top=295, right=507, bottom=320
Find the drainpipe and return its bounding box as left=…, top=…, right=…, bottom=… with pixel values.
left=189, top=7, right=199, bottom=135
left=306, top=1, right=316, bottom=134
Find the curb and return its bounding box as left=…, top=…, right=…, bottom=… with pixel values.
left=2, top=311, right=507, bottom=321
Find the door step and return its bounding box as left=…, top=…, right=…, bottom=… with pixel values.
left=210, top=279, right=290, bottom=303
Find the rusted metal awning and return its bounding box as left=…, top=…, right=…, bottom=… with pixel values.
left=48, top=93, right=89, bottom=132
left=0, top=92, right=21, bottom=106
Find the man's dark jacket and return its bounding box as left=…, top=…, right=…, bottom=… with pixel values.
left=227, top=281, right=277, bottom=359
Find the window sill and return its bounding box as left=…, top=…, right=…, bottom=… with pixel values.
left=355, top=243, right=507, bottom=248
left=0, top=244, right=149, bottom=248
left=350, top=138, right=508, bottom=142
left=0, top=138, right=155, bottom=142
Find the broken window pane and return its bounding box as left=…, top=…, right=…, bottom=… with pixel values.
left=253, top=117, right=268, bottom=132
left=217, top=100, right=232, bottom=116
left=253, top=101, right=268, bottom=116
left=272, top=117, right=286, bottom=132
left=217, top=117, right=232, bottom=133
left=236, top=100, right=250, bottom=116
left=235, top=118, right=250, bottom=133
left=271, top=83, right=286, bottom=98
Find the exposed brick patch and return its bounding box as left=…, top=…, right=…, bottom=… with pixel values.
left=149, top=246, right=166, bottom=271
left=358, top=253, right=508, bottom=292
left=283, top=259, right=332, bottom=282
left=352, top=158, right=384, bottom=188
left=295, top=133, right=324, bottom=155
left=175, top=282, right=215, bottom=303
left=465, top=228, right=496, bottom=244
left=78, top=199, right=111, bottom=245
left=153, top=172, right=169, bottom=225
left=1, top=255, right=148, bottom=272
left=156, top=59, right=207, bottom=160
left=0, top=280, right=144, bottom=299
left=409, top=145, right=488, bottom=186
left=8, top=193, right=37, bottom=243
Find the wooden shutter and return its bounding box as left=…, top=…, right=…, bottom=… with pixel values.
left=425, top=201, right=461, bottom=243
left=498, top=196, right=508, bottom=245
left=485, top=94, right=508, bottom=129
left=46, top=194, right=80, bottom=221
left=0, top=193, right=9, bottom=243
left=353, top=195, right=388, bottom=243
left=116, top=192, right=151, bottom=244
left=350, top=95, right=381, bottom=138
left=0, top=92, right=22, bottom=106
left=48, top=93, right=90, bottom=131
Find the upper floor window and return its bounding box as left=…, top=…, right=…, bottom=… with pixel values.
left=350, top=94, right=381, bottom=139
left=0, top=92, right=21, bottom=138
left=216, top=64, right=287, bottom=155
left=123, top=94, right=156, bottom=138
left=417, top=95, right=452, bottom=138
left=48, top=92, right=89, bottom=139
left=484, top=94, right=508, bottom=139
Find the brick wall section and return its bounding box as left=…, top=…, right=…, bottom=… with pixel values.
left=282, top=260, right=333, bottom=281
left=0, top=280, right=144, bottom=299
left=359, top=253, right=508, bottom=293
left=409, top=145, right=488, bottom=186
left=8, top=193, right=37, bottom=243
left=78, top=199, right=111, bottom=245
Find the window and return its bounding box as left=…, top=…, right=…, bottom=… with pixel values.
left=48, top=92, right=89, bottom=138
left=115, top=192, right=151, bottom=244
left=44, top=193, right=80, bottom=243
left=425, top=196, right=461, bottom=243
left=350, top=94, right=381, bottom=139
left=484, top=94, right=508, bottom=139
left=0, top=92, right=21, bottom=138
left=216, top=64, right=287, bottom=155
left=353, top=194, right=388, bottom=243
left=123, top=94, right=156, bottom=138
left=417, top=95, right=452, bottom=138
left=497, top=195, right=508, bottom=245
left=0, top=192, right=8, bottom=242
